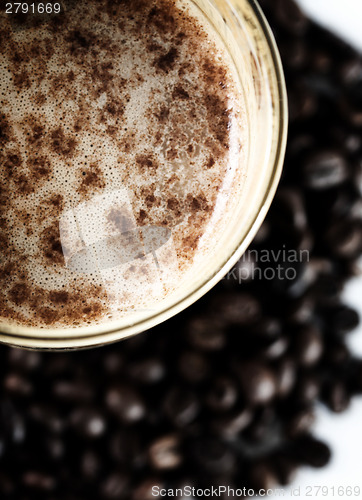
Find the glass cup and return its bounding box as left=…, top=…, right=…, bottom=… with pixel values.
left=0, top=0, right=288, bottom=349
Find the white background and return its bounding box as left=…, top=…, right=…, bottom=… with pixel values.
left=266, top=1, right=362, bottom=498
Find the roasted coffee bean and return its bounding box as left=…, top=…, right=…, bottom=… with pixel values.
left=3, top=373, right=33, bottom=396
left=211, top=408, right=253, bottom=437
left=189, top=437, right=236, bottom=474
left=148, top=434, right=182, bottom=470
left=22, top=472, right=56, bottom=492
left=45, top=437, right=65, bottom=461
left=186, top=315, right=226, bottom=351
left=7, top=348, right=41, bottom=371
left=163, top=388, right=199, bottom=427
left=286, top=406, right=315, bottom=437
left=291, top=436, right=331, bottom=468
left=209, top=293, right=261, bottom=326
left=249, top=461, right=278, bottom=491
left=324, top=339, right=351, bottom=366
left=178, top=351, right=210, bottom=384
left=28, top=404, right=65, bottom=434
left=302, top=151, right=349, bottom=190
left=132, top=479, right=165, bottom=500
left=322, top=380, right=351, bottom=413
left=271, top=452, right=298, bottom=485
left=100, top=473, right=129, bottom=499
left=325, top=219, right=362, bottom=258
left=128, top=358, right=165, bottom=384
left=293, top=325, right=323, bottom=367
left=323, top=303, right=360, bottom=335
left=52, top=379, right=94, bottom=403
left=69, top=408, right=106, bottom=438
left=294, top=372, right=320, bottom=404
left=105, top=385, right=145, bottom=423
left=237, top=362, right=277, bottom=405
left=276, top=358, right=297, bottom=397
left=205, top=377, right=238, bottom=413
left=275, top=0, right=309, bottom=35
left=81, top=449, right=101, bottom=479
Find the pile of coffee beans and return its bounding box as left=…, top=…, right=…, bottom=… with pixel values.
left=0, top=0, right=361, bottom=498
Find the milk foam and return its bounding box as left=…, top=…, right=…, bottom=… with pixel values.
left=0, top=0, right=247, bottom=328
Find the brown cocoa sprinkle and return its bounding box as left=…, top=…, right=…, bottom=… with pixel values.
left=41, top=221, right=64, bottom=265
left=154, top=48, right=179, bottom=72
left=172, top=85, right=190, bottom=100
left=50, top=127, right=77, bottom=157
left=79, top=163, right=106, bottom=197
left=8, top=283, right=30, bottom=306
left=136, top=155, right=158, bottom=171
left=48, top=291, right=69, bottom=305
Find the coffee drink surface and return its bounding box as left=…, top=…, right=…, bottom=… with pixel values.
left=0, top=0, right=247, bottom=328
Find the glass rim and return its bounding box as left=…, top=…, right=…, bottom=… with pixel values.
left=0, top=0, right=288, bottom=350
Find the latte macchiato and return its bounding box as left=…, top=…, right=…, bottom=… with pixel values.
left=0, top=0, right=247, bottom=328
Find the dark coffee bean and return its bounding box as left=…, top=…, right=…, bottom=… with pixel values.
left=237, top=362, right=277, bottom=405
left=3, top=373, right=33, bottom=396
left=302, top=151, right=349, bottom=190
left=128, top=358, right=165, bottom=384
left=132, top=479, right=165, bottom=500
left=249, top=461, right=278, bottom=491
left=186, top=315, right=226, bottom=351
left=100, top=473, right=129, bottom=499
left=52, top=380, right=93, bottom=403
left=253, top=220, right=271, bottom=244
left=45, top=437, right=65, bottom=461
left=8, top=348, right=41, bottom=371
left=178, top=351, right=209, bottom=384
left=211, top=408, right=253, bottom=438
left=190, top=437, right=236, bottom=474
left=280, top=39, right=307, bottom=70
left=244, top=406, right=276, bottom=443
left=346, top=359, right=362, bottom=394
left=0, top=474, right=15, bottom=496
left=275, top=0, right=309, bottom=35
left=324, top=339, right=351, bottom=366
left=326, top=219, right=362, bottom=258
left=205, top=377, right=238, bottom=412
left=209, top=293, right=261, bottom=326
left=272, top=188, right=308, bottom=233
left=29, top=404, right=65, bottom=434
left=294, top=373, right=320, bottom=403
left=286, top=406, right=315, bottom=437
left=81, top=449, right=101, bottom=479
left=322, top=380, right=350, bottom=413
left=148, top=434, right=182, bottom=470
left=292, top=436, right=331, bottom=468
left=287, top=294, right=315, bottom=324
left=103, top=352, right=124, bottom=374
left=323, top=304, right=360, bottom=335
left=163, top=388, right=199, bottom=427
left=105, top=385, right=145, bottom=423
left=252, top=317, right=282, bottom=340
left=263, top=335, right=289, bottom=360
left=276, top=358, right=297, bottom=397
left=288, top=84, right=318, bottom=121
left=271, top=452, right=298, bottom=485
left=0, top=400, right=26, bottom=444
left=293, top=325, right=323, bottom=367
left=22, top=472, right=56, bottom=491
left=70, top=408, right=106, bottom=438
